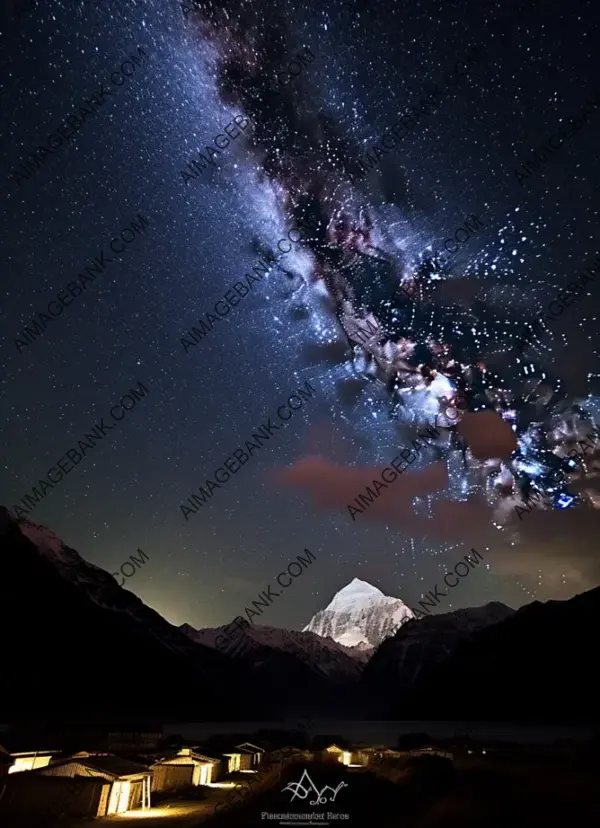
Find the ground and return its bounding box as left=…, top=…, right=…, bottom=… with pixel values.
left=191, top=756, right=600, bottom=828
left=66, top=800, right=217, bottom=827
left=2, top=782, right=250, bottom=828
left=6, top=750, right=600, bottom=827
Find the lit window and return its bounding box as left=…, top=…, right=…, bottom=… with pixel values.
left=8, top=756, right=52, bottom=773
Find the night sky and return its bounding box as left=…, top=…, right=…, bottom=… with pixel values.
left=2, top=0, right=600, bottom=633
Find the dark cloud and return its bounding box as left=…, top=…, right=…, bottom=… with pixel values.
left=335, top=377, right=371, bottom=408
left=303, top=341, right=352, bottom=366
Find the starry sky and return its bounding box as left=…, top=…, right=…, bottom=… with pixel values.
left=2, top=0, right=600, bottom=632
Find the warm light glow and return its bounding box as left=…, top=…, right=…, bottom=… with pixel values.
left=207, top=781, right=238, bottom=789
left=114, top=807, right=188, bottom=819
left=198, top=762, right=212, bottom=785
left=342, top=752, right=352, bottom=765
left=108, top=780, right=131, bottom=815
left=8, top=755, right=53, bottom=773
left=225, top=753, right=241, bottom=773
left=239, top=769, right=258, bottom=773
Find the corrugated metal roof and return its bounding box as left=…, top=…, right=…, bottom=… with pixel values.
left=138, top=748, right=217, bottom=764
left=54, top=754, right=150, bottom=779
left=235, top=742, right=265, bottom=753
left=79, top=755, right=150, bottom=778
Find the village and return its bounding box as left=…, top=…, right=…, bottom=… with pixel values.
left=2, top=723, right=595, bottom=827
left=0, top=723, right=464, bottom=825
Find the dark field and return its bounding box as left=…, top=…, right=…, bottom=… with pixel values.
left=208, top=751, right=600, bottom=828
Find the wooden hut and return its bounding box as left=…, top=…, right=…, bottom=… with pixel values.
left=146, top=747, right=221, bottom=790
left=0, top=734, right=59, bottom=774
left=235, top=742, right=265, bottom=768
left=39, top=752, right=151, bottom=815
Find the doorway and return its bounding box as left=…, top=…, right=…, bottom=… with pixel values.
left=107, top=780, right=131, bottom=814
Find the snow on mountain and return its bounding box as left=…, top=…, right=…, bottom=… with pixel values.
left=181, top=621, right=368, bottom=681
left=16, top=515, right=117, bottom=591
left=337, top=628, right=372, bottom=648
left=303, top=577, right=414, bottom=649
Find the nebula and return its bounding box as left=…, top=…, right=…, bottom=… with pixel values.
left=189, top=0, right=599, bottom=540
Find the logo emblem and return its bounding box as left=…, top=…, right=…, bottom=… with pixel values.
left=281, top=769, right=348, bottom=806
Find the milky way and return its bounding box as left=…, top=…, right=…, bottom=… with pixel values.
left=187, top=0, right=600, bottom=542
left=3, top=0, right=600, bottom=625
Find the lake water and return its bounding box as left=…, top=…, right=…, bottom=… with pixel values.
left=163, top=720, right=594, bottom=745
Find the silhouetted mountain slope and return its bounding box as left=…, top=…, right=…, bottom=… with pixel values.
left=0, top=507, right=254, bottom=722
left=182, top=621, right=365, bottom=682
left=3, top=505, right=597, bottom=724
left=394, top=587, right=600, bottom=721
left=361, top=603, right=514, bottom=715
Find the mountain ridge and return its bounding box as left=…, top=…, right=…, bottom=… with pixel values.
left=395, top=584, right=600, bottom=720
left=0, top=507, right=254, bottom=720
left=3, top=506, right=598, bottom=722
left=180, top=621, right=368, bottom=682
left=361, top=601, right=515, bottom=715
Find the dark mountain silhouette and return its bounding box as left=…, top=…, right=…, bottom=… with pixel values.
left=0, top=508, right=351, bottom=723
left=388, top=588, right=599, bottom=721
left=361, top=602, right=514, bottom=715
left=2, top=505, right=597, bottom=725
left=0, top=507, right=254, bottom=722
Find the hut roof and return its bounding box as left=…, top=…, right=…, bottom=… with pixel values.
left=60, top=753, right=150, bottom=779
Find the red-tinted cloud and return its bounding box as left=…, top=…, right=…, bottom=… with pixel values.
left=276, top=455, right=448, bottom=506
left=458, top=410, right=518, bottom=460
left=272, top=452, right=509, bottom=547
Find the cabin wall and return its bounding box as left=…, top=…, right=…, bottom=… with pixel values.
left=0, top=772, right=108, bottom=819
left=210, top=759, right=224, bottom=781
left=129, top=779, right=145, bottom=810
left=206, top=761, right=219, bottom=783
left=151, top=763, right=194, bottom=793
left=97, top=782, right=110, bottom=817
left=240, top=753, right=253, bottom=771
left=226, top=754, right=241, bottom=774
left=191, top=762, right=215, bottom=785
left=354, top=751, right=371, bottom=766
left=153, top=755, right=218, bottom=784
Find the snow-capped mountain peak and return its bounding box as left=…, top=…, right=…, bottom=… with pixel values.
left=303, top=578, right=414, bottom=650
left=327, top=578, right=384, bottom=611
